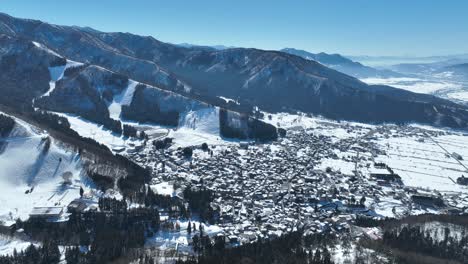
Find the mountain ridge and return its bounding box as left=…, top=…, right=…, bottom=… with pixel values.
left=1, top=12, right=468, bottom=130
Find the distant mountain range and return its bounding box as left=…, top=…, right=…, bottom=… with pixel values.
left=348, top=54, right=468, bottom=67
left=388, top=59, right=468, bottom=81
left=281, top=48, right=404, bottom=79
left=177, top=43, right=236, bottom=50
left=1, top=12, right=468, bottom=130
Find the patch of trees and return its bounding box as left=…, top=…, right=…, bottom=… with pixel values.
left=354, top=215, right=384, bottom=228
left=28, top=111, right=150, bottom=194
left=382, top=225, right=468, bottom=263
left=219, top=108, right=278, bottom=142
left=98, top=197, right=128, bottom=213
left=88, top=171, right=115, bottom=190
left=201, top=142, right=209, bottom=151
left=123, top=124, right=138, bottom=138
left=63, top=64, right=87, bottom=78
left=247, top=117, right=278, bottom=141
left=121, top=84, right=180, bottom=126
left=126, top=186, right=189, bottom=219
left=0, top=113, right=15, bottom=137
left=16, top=203, right=160, bottom=264
left=153, top=137, right=173, bottom=149
left=219, top=108, right=248, bottom=139
left=183, top=187, right=217, bottom=224
left=0, top=239, right=61, bottom=264
left=182, top=147, right=193, bottom=158
left=0, top=51, right=50, bottom=110
left=278, top=127, right=287, bottom=137
left=30, top=110, right=112, bottom=153
left=178, top=231, right=336, bottom=264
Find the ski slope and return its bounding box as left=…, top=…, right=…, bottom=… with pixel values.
left=108, top=80, right=138, bottom=120
left=39, top=59, right=84, bottom=99
left=170, top=107, right=225, bottom=147
left=0, top=113, right=90, bottom=222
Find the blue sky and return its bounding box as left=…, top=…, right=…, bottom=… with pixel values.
left=1, top=0, right=468, bottom=56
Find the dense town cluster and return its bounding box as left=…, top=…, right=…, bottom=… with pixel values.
left=126, top=120, right=468, bottom=247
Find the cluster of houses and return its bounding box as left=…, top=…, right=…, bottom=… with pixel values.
left=123, top=121, right=468, bottom=246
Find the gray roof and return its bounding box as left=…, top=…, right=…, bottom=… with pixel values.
left=30, top=207, right=63, bottom=217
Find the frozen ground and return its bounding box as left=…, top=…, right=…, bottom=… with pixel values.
left=0, top=113, right=92, bottom=222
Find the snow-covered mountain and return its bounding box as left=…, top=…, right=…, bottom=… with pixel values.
left=1, top=12, right=468, bottom=130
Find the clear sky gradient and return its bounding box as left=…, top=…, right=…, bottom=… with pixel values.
left=1, top=0, right=467, bottom=56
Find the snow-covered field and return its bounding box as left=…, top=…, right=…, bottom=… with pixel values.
left=373, top=133, right=468, bottom=192
left=361, top=77, right=468, bottom=104
left=361, top=77, right=463, bottom=95
left=0, top=113, right=92, bottom=223
left=447, top=91, right=468, bottom=102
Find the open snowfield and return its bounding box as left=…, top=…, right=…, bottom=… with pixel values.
left=361, top=77, right=463, bottom=95
left=361, top=77, right=468, bottom=104
left=447, top=91, right=468, bottom=102
left=373, top=132, right=468, bottom=193
left=0, top=113, right=92, bottom=222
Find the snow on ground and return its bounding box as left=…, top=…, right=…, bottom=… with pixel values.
left=146, top=219, right=222, bottom=252
left=150, top=182, right=174, bottom=196
left=0, top=113, right=91, bottom=222
left=318, top=158, right=356, bottom=176
left=262, top=112, right=319, bottom=129
left=373, top=134, right=468, bottom=193
left=0, top=235, right=36, bottom=257
left=262, top=112, right=372, bottom=140
left=108, top=80, right=138, bottom=120
left=32, top=41, right=62, bottom=58
left=169, top=107, right=235, bottom=148
left=53, top=112, right=140, bottom=150
left=447, top=91, right=468, bottom=102
left=218, top=96, right=239, bottom=105
left=361, top=77, right=462, bottom=94
left=57, top=105, right=229, bottom=150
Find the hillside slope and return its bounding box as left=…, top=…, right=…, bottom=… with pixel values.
left=0, top=113, right=89, bottom=222
left=281, top=47, right=403, bottom=78
left=1, top=13, right=468, bottom=129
